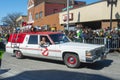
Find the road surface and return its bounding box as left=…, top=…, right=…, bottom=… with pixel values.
left=0, top=52, right=120, bottom=80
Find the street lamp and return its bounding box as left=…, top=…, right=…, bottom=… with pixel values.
left=107, top=0, right=118, bottom=30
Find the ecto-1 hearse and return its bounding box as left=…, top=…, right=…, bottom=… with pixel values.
left=6, top=32, right=107, bottom=68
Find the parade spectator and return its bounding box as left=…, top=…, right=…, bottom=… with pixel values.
left=99, top=29, right=104, bottom=37
left=111, top=30, right=119, bottom=48
left=68, top=30, right=74, bottom=41
left=83, top=29, right=90, bottom=43
left=76, top=29, right=83, bottom=42
left=0, top=42, right=5, bottom=68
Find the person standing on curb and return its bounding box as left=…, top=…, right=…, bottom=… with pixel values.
left=0, top=41, right=5, bottom=68
left=0, top=50, right=4, bottom=68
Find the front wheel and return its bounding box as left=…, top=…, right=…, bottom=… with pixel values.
left=63, top=53, right=80, bottom=68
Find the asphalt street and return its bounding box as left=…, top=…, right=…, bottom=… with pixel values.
left=0, top=51, right=120, bottom=80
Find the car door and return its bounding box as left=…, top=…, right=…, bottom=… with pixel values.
left=25, top=35, right=40, bottom=55
left=39, top=35, right=61, bottom=57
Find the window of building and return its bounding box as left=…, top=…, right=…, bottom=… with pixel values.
left=35, top=13, right=39, bottom=20
left=28, top=35, right=38, bottom=44
left=39, top=11, right=43, bottom=18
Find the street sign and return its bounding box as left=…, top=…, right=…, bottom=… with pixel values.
left=62, top=5, right=73, bottom=11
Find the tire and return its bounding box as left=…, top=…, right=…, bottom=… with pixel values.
left=15, top=51, right=23, bottom=59
left=63, top=53, right=80, bottom=68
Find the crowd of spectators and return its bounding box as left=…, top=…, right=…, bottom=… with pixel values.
left=64, top=27, right=120, bottom=49
left=66, top=27, right=120, bottom=42
left=1, top=25, right=120, bottom=49
left=14, top=25, right=119, bottom=46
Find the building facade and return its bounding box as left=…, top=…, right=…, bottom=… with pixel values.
left=27, top=0, right=67, bottom=31
left=16, top=16, right=28, bottom=27
left=27, top=0, right=86, bottom=31
left=59, top=0, right=120, bottom=30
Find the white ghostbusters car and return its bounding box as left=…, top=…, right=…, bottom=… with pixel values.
left=6, top=32, right=107, bottom=68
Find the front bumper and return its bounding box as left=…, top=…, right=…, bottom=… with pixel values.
left=86, top=53, right=107, bottom=63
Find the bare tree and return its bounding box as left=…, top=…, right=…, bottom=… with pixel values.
left=1, top=12, right=21, bottom=29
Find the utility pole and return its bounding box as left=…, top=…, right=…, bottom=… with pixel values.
left=67, top=0, right=69, bottom=31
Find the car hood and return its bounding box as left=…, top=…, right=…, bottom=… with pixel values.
left=59, top=42, right=104, bottom=51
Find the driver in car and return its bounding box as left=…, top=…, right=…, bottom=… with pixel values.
left=40, top=37, right=47, bottom=46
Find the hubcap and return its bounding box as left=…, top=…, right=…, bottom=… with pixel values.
left=67, top=56, right=76, bottom=64
left=16, top=52, right=21, bottom=57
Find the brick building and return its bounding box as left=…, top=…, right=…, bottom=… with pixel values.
left=27, top=0, right=86, bottom=31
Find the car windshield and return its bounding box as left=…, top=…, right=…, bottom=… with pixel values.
left=49, top=33, right=70, bottom=44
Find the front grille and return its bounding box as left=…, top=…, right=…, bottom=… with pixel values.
left=95, top=49, right=102, bottom=57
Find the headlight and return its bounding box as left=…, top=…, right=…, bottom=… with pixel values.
left=86, top=51, right=92, bottom=56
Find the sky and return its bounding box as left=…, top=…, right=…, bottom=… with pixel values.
left=0, top=0, right=28, bottom=25
left=0, top=0, right=99, bottom=25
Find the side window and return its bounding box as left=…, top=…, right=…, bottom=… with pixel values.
left=28, top=35, right=38, bottom=44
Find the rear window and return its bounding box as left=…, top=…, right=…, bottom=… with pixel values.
left=28, top=35, right=38, bottom=44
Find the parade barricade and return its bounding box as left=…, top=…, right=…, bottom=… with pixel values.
left=76, top=37, right=120, bottom=50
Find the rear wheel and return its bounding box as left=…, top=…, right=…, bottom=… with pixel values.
left=64, top=53, right=80, bottom=68
left=15, top=51, right=23, bottom=59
